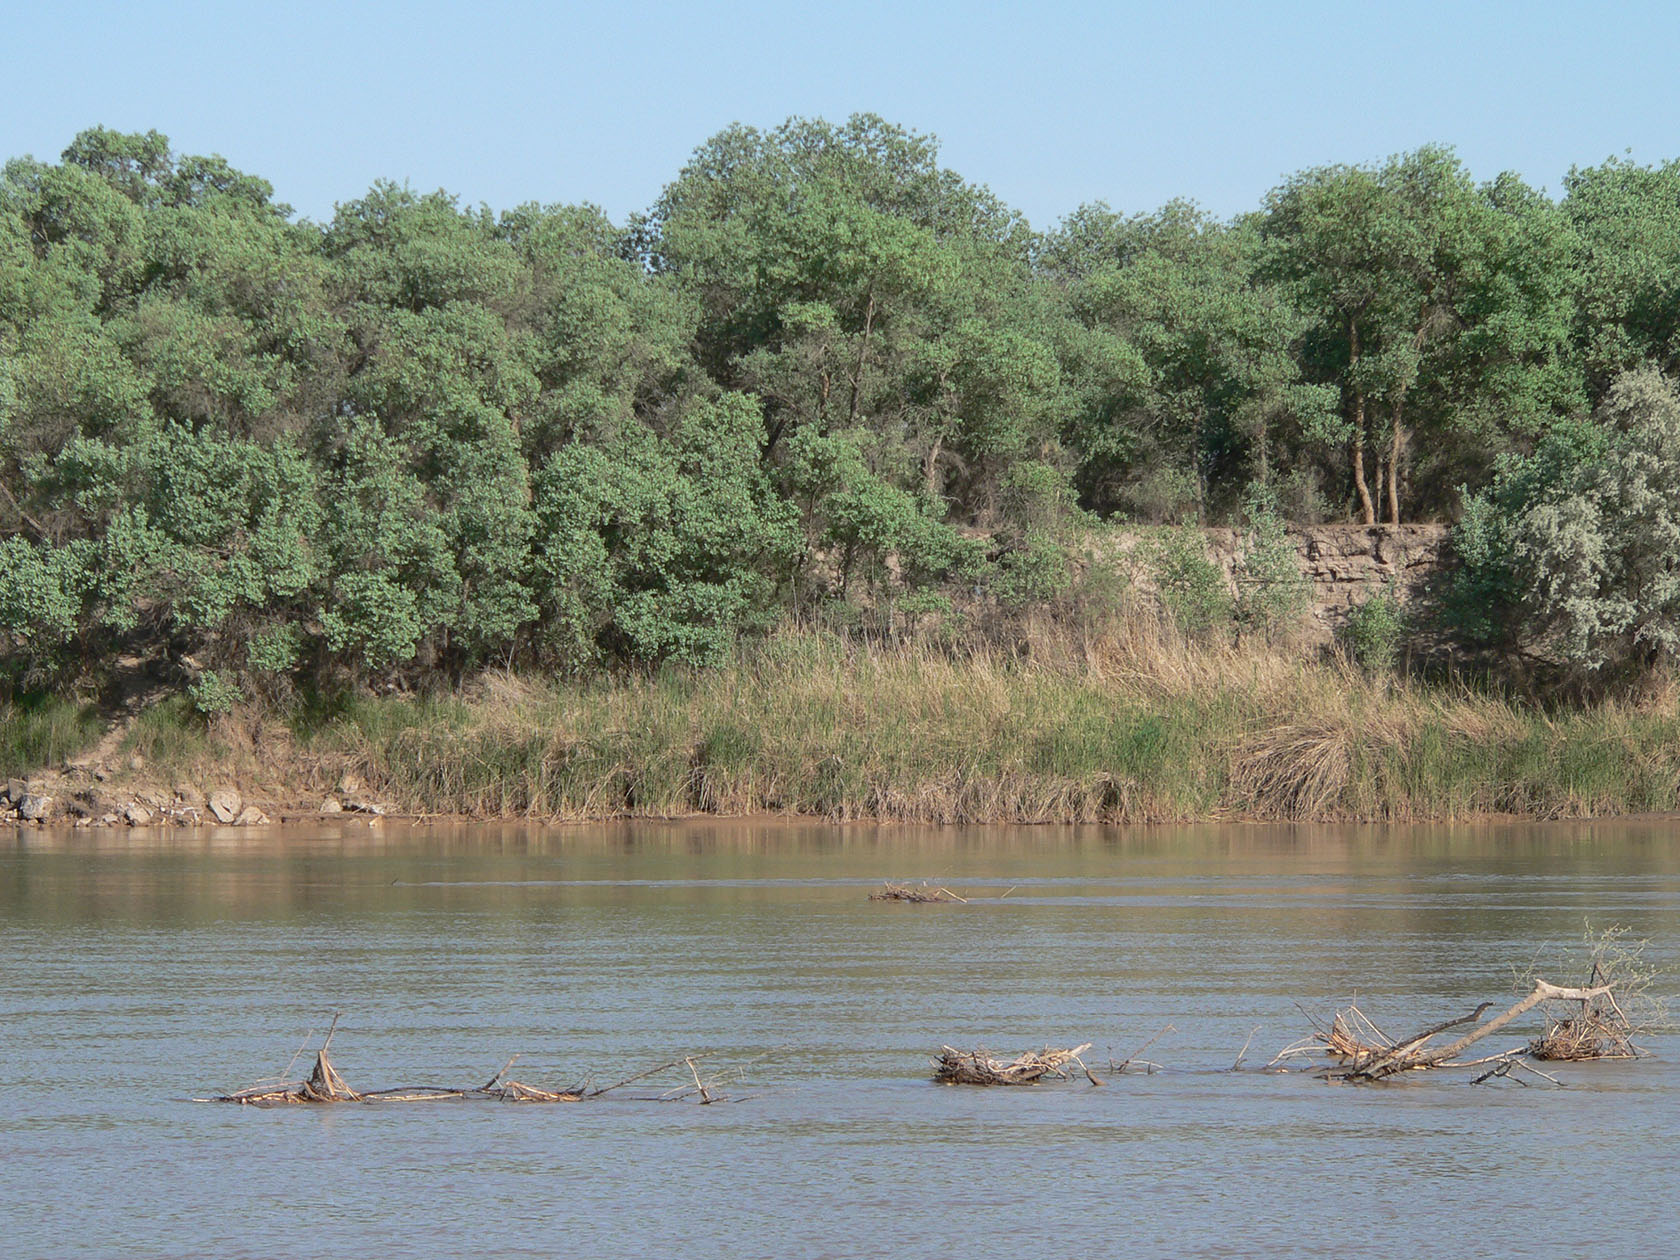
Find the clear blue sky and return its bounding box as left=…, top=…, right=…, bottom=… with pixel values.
left=6, top=0, right=1679, bottom=228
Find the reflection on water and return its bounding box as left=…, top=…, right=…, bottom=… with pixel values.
left=2, top=821, right=1677, bottom=1258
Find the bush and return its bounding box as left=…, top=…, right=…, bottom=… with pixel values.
left=1449, top=366, right=1680, bottom=674
left=1342, top=585, right=1405, bottom=673
left=188, top=669, right=243, bottom=716
left=1232, top=485, right=1308, bottom=640
left=1148, top=529, right=1230, bottom=635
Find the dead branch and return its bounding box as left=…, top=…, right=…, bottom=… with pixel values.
left=1337, top=981, right=1615, bottom=1081
left=870, top=882, right=965, bottom=903
left=201, top=1030, right=731, bottom=1106
left=1108, top=1024, right=1175, bottom=1075
left=1232, top=1027, right=1260, bottom=1071
left=932, top=1044, right=1094, bottom=1086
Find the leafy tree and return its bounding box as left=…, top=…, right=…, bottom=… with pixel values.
left=1259, top=148, right=1572, bottom=524
left=1450, top=366, right=1680, bottom=673
left=642, top=113, right=1075, bottom=532
left=1564, top=157, right=1680, bottom=391
left=530, top=394, right=800, bottom=669
left=498, top=202, right=697, bottom=457
left=1046, top=201, right=1333, bottom=521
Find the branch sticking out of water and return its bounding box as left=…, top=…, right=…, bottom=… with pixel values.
left=199, top=1026, right=745, bottom=1106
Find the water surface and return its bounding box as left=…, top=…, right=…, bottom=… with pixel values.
left=2, top=820, right=1676, bottom=1258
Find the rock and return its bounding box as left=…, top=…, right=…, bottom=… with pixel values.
left=19, top=794, right=54, bottom=822
left=136, top=789, right=169, bottom=811
left=99, top=814, right=119, bottom=826
left=233, top=806, right=270, bottom=826
left=319, top=797, right=344, bottom=814
left=124, top=803, right=152, bottom=827
left=4, top=779, right=26, bottom=804
left=208, top=789, right=242, bottom=824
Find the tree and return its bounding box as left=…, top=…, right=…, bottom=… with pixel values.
left=1450, top=366, right=1680, bottom=674
left=1045, top=201, right=1333, bottom=521
left=1563, top=156, right=1680, bottom=393
left=1263, top=147, right=1498, bottom=524
left=640, top=114, right=1076, bottom=533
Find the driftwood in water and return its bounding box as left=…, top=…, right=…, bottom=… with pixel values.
left=1268, top=920, right=1663, bottom=1084
left=1528, top=953, right=1645, bottom=1061
left=1107, top=1024, right=1174, bottom=1076
left=932, top=1043, right=1097, bottom=1086
left=202, top=1021, right=730, bottom=1106
left=1280, top=979, right=1628, bottom=1084
left=871, top=882, right=966, bottom=903
left=1333, top=981, right=1615, bottom=1081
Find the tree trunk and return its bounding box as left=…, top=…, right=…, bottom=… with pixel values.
left=1351, top=392, right=1375, bottom=525
left=1386, top=397, right=1404, bottom=526
left=1348, top=321, right=1375, bottom=525
left=847, top=291, right=876, bottom=427
left=923, top=436, right=943, bottom=499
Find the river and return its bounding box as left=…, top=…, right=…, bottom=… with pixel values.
left=2, top=820, right=1676, bottom=1258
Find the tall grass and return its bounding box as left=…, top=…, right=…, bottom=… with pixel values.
left=292, top=621, right=1680, bottom=823
left=0, top=694, right=103, bottom=779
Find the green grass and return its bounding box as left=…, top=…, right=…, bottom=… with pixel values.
left=119, top=695, right=219, bottom=767
left=0, top=694, right=104, bottom=778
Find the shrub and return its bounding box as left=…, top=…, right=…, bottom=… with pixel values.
left=1148, top=529, right=1230, bottom=635
left=1342, top=585, right=1405, bottom=673
left=1232, top=485, right=1309, bottom=639
left=1449, top=366, right=1680, bottom=674
left=188, top=669, right=243, bottom=716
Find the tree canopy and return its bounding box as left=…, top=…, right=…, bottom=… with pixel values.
left=3, top=119, right=1677, bottom=694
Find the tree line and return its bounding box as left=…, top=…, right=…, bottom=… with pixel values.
left=5, top=117, right=1680, bottom=697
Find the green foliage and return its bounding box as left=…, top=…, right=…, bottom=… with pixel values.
left=1047, top=202, right=1328, bottom=520
left=3, top=118, right=1680, bottom=706
left=187, top=669, right=243, bottom=716
left=246, top=623, right=303, bottom=674
left=1341, top=584, right=1406, bottom=673
left=1260, top=147, right=1579, bottom=523
left=1148, top=529, right=1230, bottom=636
left=1449, top=366, right=1680, bottom=672
left=1231, top=485, right=1309, bottom=638
left=531, top=393, right=800, bottom=668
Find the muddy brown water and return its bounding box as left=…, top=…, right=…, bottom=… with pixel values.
left=3, top=820, right=1677, bottom=1258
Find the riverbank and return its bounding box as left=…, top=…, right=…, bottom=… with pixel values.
left=6, top=624, right=1680, bottom=828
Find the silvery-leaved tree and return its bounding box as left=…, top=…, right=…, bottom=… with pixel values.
left=1451, top=366, right=1680, bottom=674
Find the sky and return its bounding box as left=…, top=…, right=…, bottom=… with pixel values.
left=6, top=0, right=1680, bottom=229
